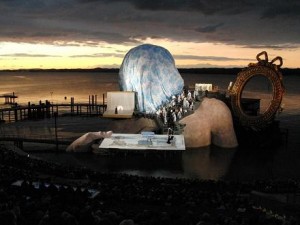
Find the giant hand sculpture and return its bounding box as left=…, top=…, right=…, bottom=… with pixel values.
left=66, top=131, right=112, bottom=152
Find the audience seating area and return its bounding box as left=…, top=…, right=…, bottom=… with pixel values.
left=0, top=143, right=299, bottom=225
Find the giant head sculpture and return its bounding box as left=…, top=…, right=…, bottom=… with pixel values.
left=119, top=44, right=184, bottom=113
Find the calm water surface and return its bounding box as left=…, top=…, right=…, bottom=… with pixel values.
left=1, top=71, right=300, bottom=180
left=1, top=71, right=300, bottom=106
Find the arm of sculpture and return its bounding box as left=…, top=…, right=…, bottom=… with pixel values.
left=66, top=131, right=113, bottom=152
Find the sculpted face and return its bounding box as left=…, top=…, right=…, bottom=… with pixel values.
left=119, top=44, right=184, bottom=113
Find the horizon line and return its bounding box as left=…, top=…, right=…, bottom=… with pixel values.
left=1, top=66, right=300, bottom=72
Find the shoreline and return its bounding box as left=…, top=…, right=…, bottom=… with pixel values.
left=1, top=67, right=300, bottom=76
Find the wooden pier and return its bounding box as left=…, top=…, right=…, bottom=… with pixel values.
left=0, top=95, right=107, bottom=123
left=0, top=92, right=18, bottom=104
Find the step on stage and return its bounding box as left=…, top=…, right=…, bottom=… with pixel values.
left=99, top=133, right=185, bottom=155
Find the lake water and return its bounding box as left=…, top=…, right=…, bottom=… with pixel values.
left=0, top=71, right=237, bottom=105
left=1, top=71, right=300, bottom=112
left=0, top=71, right=120, bottom=105
left=1, top=71, right=300, bottom=180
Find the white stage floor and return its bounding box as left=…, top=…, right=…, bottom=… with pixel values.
left=99, top=133, right=185, bottom=151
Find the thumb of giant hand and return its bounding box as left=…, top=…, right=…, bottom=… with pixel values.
left=66, top=131, right=113, bottom=152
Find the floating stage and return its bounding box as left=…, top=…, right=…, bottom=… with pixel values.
left=98, top=133, right=185, bottom=157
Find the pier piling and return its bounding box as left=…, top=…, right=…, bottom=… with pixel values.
left=0, top=97, right=107, bottom=123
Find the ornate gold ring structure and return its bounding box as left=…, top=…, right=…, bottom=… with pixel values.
left=229, top=51, right=285, bottom=129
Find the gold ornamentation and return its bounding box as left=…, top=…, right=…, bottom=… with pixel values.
left=229, top=51, right=285, bottom=129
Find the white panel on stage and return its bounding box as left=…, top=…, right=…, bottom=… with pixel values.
left=195, top=83, right=213, bottom=91
left=103, top=91, right=135, bottom=118
left=99, top=133, right=185, bottom=151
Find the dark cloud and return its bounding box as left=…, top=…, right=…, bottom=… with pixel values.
left=0, top=0, right=299, bottom=47
left=109, top=0, right=255, bottom=15
left=241, top=44, right=299, bottom=50
left=195, top=23, right=224, bottom=33
left=260, top=2, right=300, bottom=19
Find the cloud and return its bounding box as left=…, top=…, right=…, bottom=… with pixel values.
left=174, top=54, right=252, bottom=61
left=70, top=52, right=125, bottom=58
left=177, top=63, right=242, bottom=68
left=260, top=3, right=300, bottom=19
left=0, top=53, right=60, bottom=57
left=115, top=49, right=128, bottom=53
left=241, top=44, right=299, bottom=50
left=195, top=23, right=224, bottom=33
left=93, top=63, right=120, bottom=68
left=111, top=0, right=255, bottom=15
left=0, top=0, right=299, bottom=47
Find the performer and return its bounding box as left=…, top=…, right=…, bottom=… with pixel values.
left=167, top=128, right=174, bottom=144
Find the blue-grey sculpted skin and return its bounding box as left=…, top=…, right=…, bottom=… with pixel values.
left=119, top=44, right=184, bottom=113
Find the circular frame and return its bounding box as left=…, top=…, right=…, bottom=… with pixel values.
left=230, top=65, right=284, bottom=129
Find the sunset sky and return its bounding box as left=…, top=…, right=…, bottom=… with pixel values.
left=0, top=0, right=299, bottom=69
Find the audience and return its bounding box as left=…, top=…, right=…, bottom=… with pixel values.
left=1, top=143, right=299, bottom=225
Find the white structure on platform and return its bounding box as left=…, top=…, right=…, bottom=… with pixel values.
left=103, top=91, right=135, bottom=118
left=195, top=83, right=213, bottom=92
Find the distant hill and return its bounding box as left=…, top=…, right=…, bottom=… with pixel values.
left=1, top=67, right=299, bottom=75
left=0, top=68, right=119, bottom=73
left=178, top=68, right=300, bottom=75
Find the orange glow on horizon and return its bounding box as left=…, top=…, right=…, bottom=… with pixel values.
left=0, top=40, right=299, bottom=69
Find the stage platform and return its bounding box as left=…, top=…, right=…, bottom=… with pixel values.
left=99, top=133, right=185, bottom=151
left=103, top=110, right=133, bottom=118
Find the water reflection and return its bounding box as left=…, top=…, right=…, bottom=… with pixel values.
left=241, top=75, right=273, bottom=115
left=225, top=146, right=277, bottom=181
left=32, top=145, right=237, bottom=180
left=28, top=135, right=296, bottom=182
left=182, top=146, right=236, bottom=180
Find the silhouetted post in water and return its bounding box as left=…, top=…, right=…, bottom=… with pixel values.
left=103, top=93, right=106, bottom=112
left=38, top=100, right=42, bottom=119
left=46, top=100, right=51, bottom=118
left=95, top=95, right=98, bottom=114
left=92, top=95, right=94, bottom=111
left=71, top=97, right=74, bottom=114
left=54, top=112, right=58, bottom=151
left=28, top=102, right=31, bottom=119
left=88, top=95, right=91, bottom=115
left=56, top=105, right=58, bottom=116
left=14, top=105, right=18, bottom=122
left=50, top=91, right=53, bottom=104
